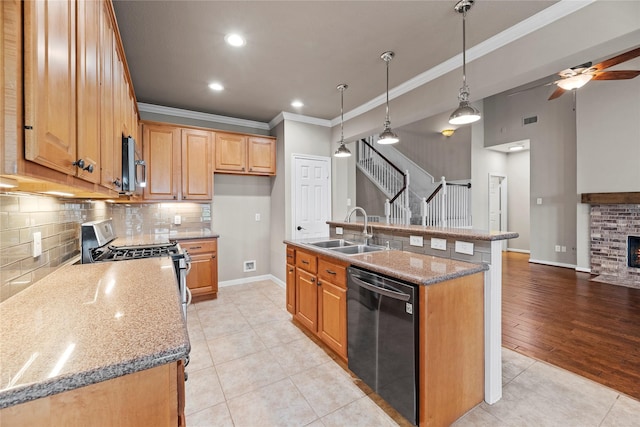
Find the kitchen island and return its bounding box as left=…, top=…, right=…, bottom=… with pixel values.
left=0, top=257, right=189, bottom=426
left=285, top=238, right=488, bottom=426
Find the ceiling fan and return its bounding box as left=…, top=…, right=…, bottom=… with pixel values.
left=548, top=46, right=640, bottom=100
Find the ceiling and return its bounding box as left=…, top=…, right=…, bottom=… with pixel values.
left=112, top=1, right=558, bottom=124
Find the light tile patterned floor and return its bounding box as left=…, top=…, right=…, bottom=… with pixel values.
left=186, top=280, right=640, bottom=427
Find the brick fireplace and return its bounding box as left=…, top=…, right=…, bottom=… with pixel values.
left=589, top=203, right=640, bottom=289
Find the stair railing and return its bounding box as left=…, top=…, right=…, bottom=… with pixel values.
left=421, top=176, right=472, bottom=228
left=357, top=138, right=411, bottom=225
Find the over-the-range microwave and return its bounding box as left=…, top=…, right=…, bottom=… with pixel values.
left=121, top=135, right=146, bottom=195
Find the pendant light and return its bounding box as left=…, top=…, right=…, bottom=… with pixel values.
left=334, top=84, right=352, bottom=158
left=378, top=51, right=399, bottom=144
left=449, top=0, right=481, bottom=125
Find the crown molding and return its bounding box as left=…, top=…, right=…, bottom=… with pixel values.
left=269, top=111, right=332, bottom=129
left=137, top=102, right=271, bottom=130
left=334, top=0, right=595, bottom=125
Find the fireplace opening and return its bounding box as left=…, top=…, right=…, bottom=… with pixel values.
left=628, top=236, right=640, bottom=268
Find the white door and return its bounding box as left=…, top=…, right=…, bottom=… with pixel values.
left=292, top=155, right=331, bottom=239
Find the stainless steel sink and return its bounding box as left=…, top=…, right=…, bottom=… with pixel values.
left=309, top=239, right=355, bottom=248
left=328, top=244, right=386, bottom=255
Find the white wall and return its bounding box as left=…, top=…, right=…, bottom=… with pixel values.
left=575, top=57, right=640, bottom=271
left=472, top=101, right=507, bottom=231
left=506, top=150, right=530, bottom=251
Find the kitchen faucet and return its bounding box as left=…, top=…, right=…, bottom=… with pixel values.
left=345, top=207, right=372, bottom=243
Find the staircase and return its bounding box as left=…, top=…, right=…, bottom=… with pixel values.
left=356, top=137, right=472, bottom=227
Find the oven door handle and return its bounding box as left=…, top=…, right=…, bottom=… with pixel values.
left=186, top=286, right=192, bottom=306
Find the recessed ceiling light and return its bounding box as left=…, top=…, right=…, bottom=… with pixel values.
left=291, top=100, right=304, bottom=108
left=509, top=145, right=524, bottom=152
left=224, top=33, right=245, bottom=47
left=208, top=82, right=224, bottom=91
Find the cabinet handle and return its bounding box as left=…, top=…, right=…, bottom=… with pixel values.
left=249, top=167, right=253, bottom=172
left=173, top=195, right=177, bottom=200
left=325, top=269, right=336, bottom=275
left=310, top=277, right=315, bottom=283
left=301, top=260, right=309, bottom=265
left=242, top=167, right=245, bottom=171
left=286, top=254, right=293, bottom=258
left=189, top=246, right=202, bottom=250
left=288, top=268, right=293, bottom=273
left=183, top=196, right=187, bottom=199
left=112, top=178, right=122, bottom=188
left=72, top=159, right=85, bottom=169
left=212, top=255, right=216, bottom=259
left=317, top=280, right=321, bottom=286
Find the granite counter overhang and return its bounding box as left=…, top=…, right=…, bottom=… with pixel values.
left=284, top=239, right=488, bottom=285
left=0, top=258, right=189, bottom=409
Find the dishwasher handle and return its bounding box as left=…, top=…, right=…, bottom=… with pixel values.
left=350, top=275, right=411, bottom=302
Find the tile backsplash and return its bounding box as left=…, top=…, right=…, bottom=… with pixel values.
left=0, top=193, right=212, bottom=302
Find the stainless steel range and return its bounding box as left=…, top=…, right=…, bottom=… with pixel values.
left=80, top=219, right=191, bottom=318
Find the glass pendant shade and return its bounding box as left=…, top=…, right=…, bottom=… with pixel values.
left=334, top=83, right=351, bottom=158
left=556, top=74, right=593, bottom=90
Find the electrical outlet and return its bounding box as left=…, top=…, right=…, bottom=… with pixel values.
left=555, top=245, right=561, bottom=252
left=336, top=227, right=343, bottom=235
left=409, top=235, right=424, bottom=247
left=430, top=238, right=447, bottom=251
left=174, top=215, right=181, bottom=225
left=32, top=232, right=42, bottom=257
left=454, top=241, right=474, bottom=255
left=561, top=246, right=567, bottom=252
left=537, top=198, right=542, bottom=205
left=255, top=213, right=261, bottom=221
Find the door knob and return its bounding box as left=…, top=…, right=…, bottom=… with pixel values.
left=297, top=226, right=305, bottom=231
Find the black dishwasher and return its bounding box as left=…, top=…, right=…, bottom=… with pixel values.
left=347, top=266, right=418, bottom=425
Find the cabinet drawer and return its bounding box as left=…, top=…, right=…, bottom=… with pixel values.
left=179, top=238, right=217, bottom=254
left=296, top=250, right=317, bottom=274
left=286, top=246, right=295, bottom=264
left=318, top=258, right=347, bottom=288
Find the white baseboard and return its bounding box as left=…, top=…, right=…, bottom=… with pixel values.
left=575, top=267, right=592, bottom=273
left=219, top=274, right=285, bottom=289
left=507, top=248, right=530, bottom=254
left=528, top=259, right=576, bottom=269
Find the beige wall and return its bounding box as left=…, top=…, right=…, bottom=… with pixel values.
left=506, top=150, right=530, bottom=252
left=269, top=122, right=286, bottom=283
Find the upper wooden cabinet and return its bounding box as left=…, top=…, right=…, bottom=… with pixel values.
left=142, top=122, right=213, bottom=201
left=23, top=0, right=77, bottom=176
left=215, top=132, right=276, bottom=176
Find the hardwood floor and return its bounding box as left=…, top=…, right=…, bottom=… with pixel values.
left=502, top=252, right=640, bottom=400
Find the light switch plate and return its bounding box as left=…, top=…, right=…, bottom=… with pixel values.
left=454, top=240, right=474, bottom=255
left=336, top=227, right=344, bottom=235
left=33, top=232, right=42, bottom=257
left=536, top=198, right=542, bottom=205
left=409, top=235, right=424, bottom=247
left=255, top=213, right=261, bottom=221
left=174, top=215, right=181, bottom=225
left=430, top=238, right=447, bottom=251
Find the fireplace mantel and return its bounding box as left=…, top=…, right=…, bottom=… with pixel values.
left=581, top=192, right=640, bottom=204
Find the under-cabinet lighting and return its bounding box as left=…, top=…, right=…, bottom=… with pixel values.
left=0, top=177, right=18, bottom=188
left=42, top=191, right=74, bottom=197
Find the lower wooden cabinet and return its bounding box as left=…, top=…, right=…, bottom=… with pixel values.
left=286, top=247, right=296, bottom=314
left=290, top=246, right=348, bottom=360
left=0, top=361, right=185, bottom=427
left=179, top=238, right=218, bottom=302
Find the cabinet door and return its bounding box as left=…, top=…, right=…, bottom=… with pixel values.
left=181, top=129, right=213, bottom=200
left=186, top=252, right=217, bottom=298
left=318, top=280, right=347, bottom=359
left=143, top=124, right=180, bottom=200
left=247, top=137, right=276, bottom=175
left=24, top=0, right=77, bottom=175
left=99, top=2, right=116, bottom=190
left=76, top=0, right=101, bottom=183
left=295, top=268, right=318, bottom=332
left=286, top=263, right=296, bottom=315
left=215, top=133, right=246, bottom=173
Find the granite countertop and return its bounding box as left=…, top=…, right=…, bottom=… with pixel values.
left=112, top=229, right=219, bottom=247
left=284, top=239, right=488, bottom=286
left=327, top=221, right=518, bottom=241
left=0, top=258, right=190, bottom=409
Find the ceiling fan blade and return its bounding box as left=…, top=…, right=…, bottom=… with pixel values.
left=592, top=70, right=640, bottom=80
left=592, top=46, right=640, bottom=71
left=548, top=86, right=566, bottom=100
